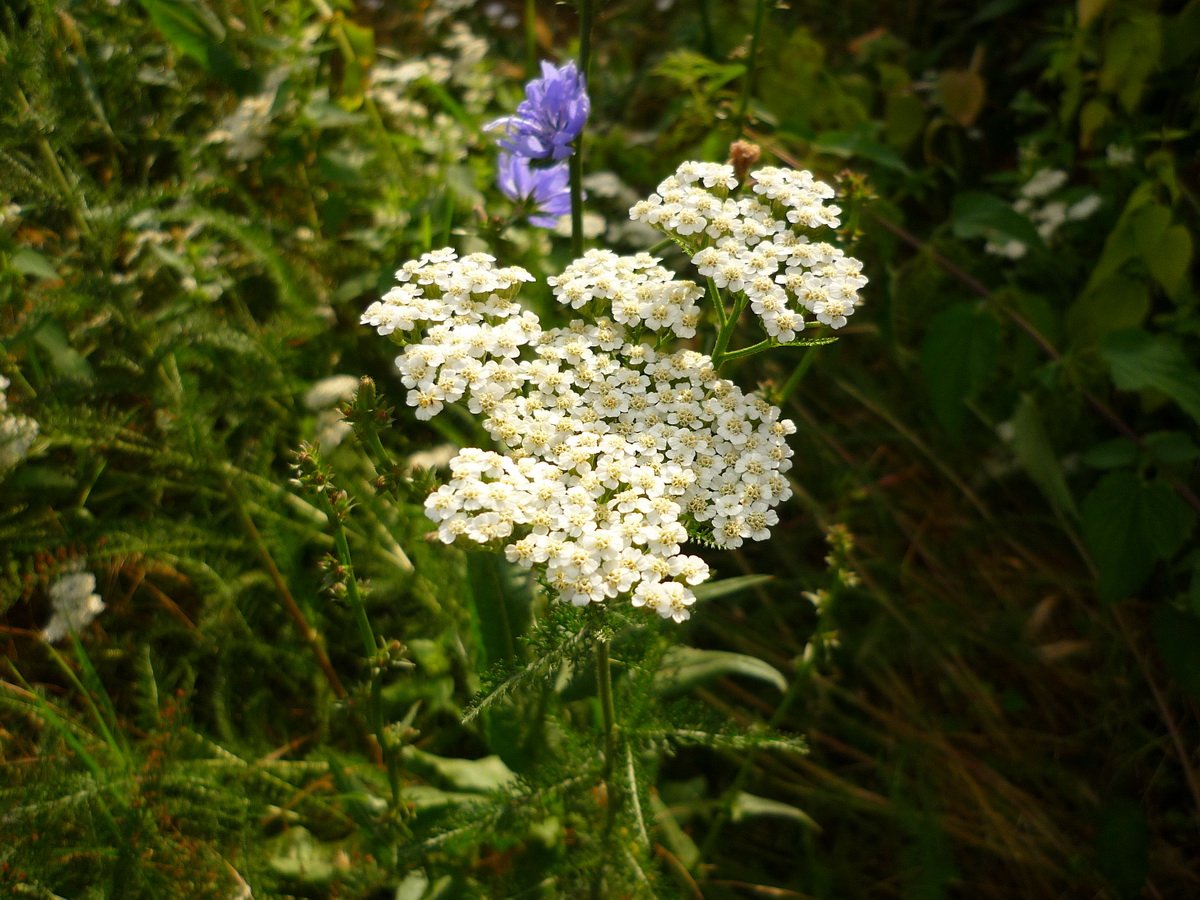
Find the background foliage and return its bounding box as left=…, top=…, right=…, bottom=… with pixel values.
left=2, top=0, right=1198, bottom=896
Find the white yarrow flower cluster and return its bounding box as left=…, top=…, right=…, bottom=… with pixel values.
left=363, top=246, right=799, bottom=622
left=42, top=567, right=106, bottom=644
left=631, top=162, right=867, bottom=336
left=0, top=375, right=38, bottom=474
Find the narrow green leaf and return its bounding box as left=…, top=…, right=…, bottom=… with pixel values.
left=731, top=792, right=821, bottom=831
left=654, top=647, right=787, bottom=695
left=1010, top=394, right=1078, bottom=518
left=692, top=574, right=773, bottom=601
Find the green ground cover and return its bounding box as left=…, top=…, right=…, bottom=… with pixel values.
left=2, top=0, right=1198, bottom=896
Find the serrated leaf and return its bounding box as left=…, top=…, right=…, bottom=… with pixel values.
left=654, top=647, right=787, bottom=695
left=731, top=792, right=820, bottom=831
left=1082, top=471, right=1195, bottom=602
left=921, top=302, right=1000, bottom=435
left=951, top=191, right=1043, bottom=249
left=1010, top=394, right=1078, bottom=518
left=1151, top=606, right=1200, bottom=705
left=1100, top=329, right=1200, bottom=424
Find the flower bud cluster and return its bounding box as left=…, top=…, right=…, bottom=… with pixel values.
left=630, top=161, right=867, bottom=335
left=363, top=247, right=798, bottom=622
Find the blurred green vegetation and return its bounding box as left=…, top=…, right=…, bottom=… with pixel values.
left=1, top=0, right=1198, bottom=896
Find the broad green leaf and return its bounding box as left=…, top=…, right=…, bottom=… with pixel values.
left=1141, top=224, right=1192, bottom=300
left=811, top=131, right=911, bottom=174
left=401, top=747, right=517, bottom=793
left=951, top=192, right=1043, bottom=249
left=1100, top=14, right=1162, bottom=112
left=692, top=574, right=773, bottom=602
left=1078, top=98, right=1111, bottom=149
left=31, top=319, right=94, bottom=383
left=1081, top=438, right=1138, bottom=469
left=884, top=92, right=926, bottom=149
left=1082, top=471, right=1195, bottom=602
left=937, top=69, right=986, bottom=127
left=265, top=827, right=338, bottom=884
left=465, top=552, right=531, bottom=669
left=921, top=302, right=1000, bottom=435
left=1067, top=276, right=1149, bottom=347
left=654, top=647, right=787, bottom=695
left=1010, top=394, right=1078, bottom=518
left=1145, top=431, right=1200, bottom=464
left=1100, top=329, right=1200, bottom=424
left=1151, top=605, right=1200, bottom=705
left=1084, top=185, right=1161, bottom=292
left=731, top=792, right=820, bottom=831
left=1078, top=0, right=1109, bottom=29
left=12, top=248, right=58, bottom=280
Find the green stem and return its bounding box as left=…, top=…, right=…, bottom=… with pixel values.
left=569, top=0, right=594, bottom=258
left=328, top=507, right=403, bottom=808
left=570, top=152, right=585, bottom=258
left=715, top=338, right=774, bottom=365
left=591, top=637, right=620, bottom=899
left=711, top=293, right=748, bottom=366
left=15, top=85, right=91, bottom=237
left=735, top=0, right=768, bottom=138
left=524, top=0, right=538, bottom=79
left=224, top=481, right=348, bottom=702
left=778, top=346, right=819, bottom=402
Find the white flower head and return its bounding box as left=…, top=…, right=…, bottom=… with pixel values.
left=43, top=567, right=106, bottom=643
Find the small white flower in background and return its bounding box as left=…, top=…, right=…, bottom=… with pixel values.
left=0, top=375, right=39, bottom=473
left=985, top=171, right=1103, bottom=259
left=1106, top=145, right=1135, bottom=167
left=305, top=375, right=361, bottom=453
left=1018, top=168, right=1068, bottom=200
left=43, top=567, right=106, bottom=644
left=409, top=443, right=459, bottom=471
left=553, top=212, right=607, bottom=240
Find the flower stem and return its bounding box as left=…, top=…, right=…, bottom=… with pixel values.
left=591, top=636, right=620, bottom=899
left=569, top=0, right=594, bottom=258
left=735, top=0, right=768, bottom=138
left=327, top=504, right=404, bottom=809
left=223, top=480, right=348, bottom=703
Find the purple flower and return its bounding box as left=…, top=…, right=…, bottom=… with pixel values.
left=497, top=153, right=572, bottom=227
left=487, top=60, right=590, bottom=162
